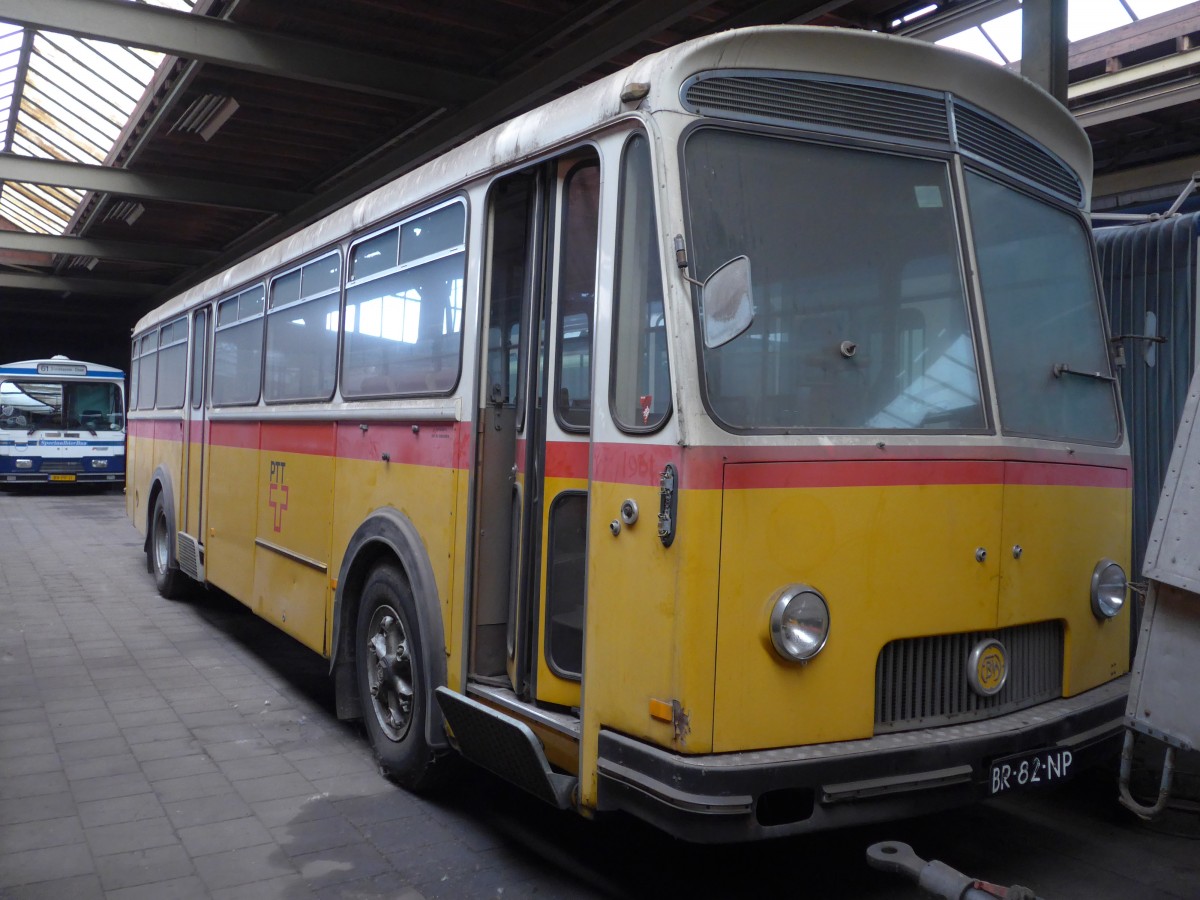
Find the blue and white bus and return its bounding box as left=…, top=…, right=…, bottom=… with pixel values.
left=0, top=356, right=126, bottom=486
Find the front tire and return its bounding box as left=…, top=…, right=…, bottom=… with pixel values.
left=356, top=563, right=445, bottom=791
left=149, top=492, right=184, bottom=599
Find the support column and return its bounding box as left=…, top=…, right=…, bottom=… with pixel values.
left=1021, top=0, right=1070, bottom=104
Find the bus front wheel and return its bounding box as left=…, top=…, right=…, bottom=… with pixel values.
left=149, top=493, right=183, bottom=599
left=355, top=563, right=445, bottom=792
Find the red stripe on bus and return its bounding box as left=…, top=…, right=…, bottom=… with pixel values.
left=130, top=417, right=1129, bottom=489
left=192, top=420, right=470, bottom=470
left=1005, top=460, right=1129, bottom=488
left=261, top=422, right=336, bottom=457
left=722, top=459, right=1005, bottom=490
left=545, top=441, right=589, bottom=479
left=206, top=420, right=258, bottom=450
left=333, top=421, right=471, bottom=469
left=591, top=444, right=1129, bottom=490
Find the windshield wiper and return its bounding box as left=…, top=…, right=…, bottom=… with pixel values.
left=1053, top=363, right=1116, bottom=384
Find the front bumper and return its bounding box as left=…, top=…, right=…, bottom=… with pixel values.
left=596, top=676, right=1128, bottom=842
left=1, top=471, right=124, bottom=484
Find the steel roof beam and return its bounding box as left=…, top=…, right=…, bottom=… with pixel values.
left=0, top=0, right=496, bottom=106
left=0, top=272, right=161, bottom=296
left=169, top=0, right=725, bottom=294
left=0, top=231, right=215, bottom=266
left=0, top=155, right=307, bottom=212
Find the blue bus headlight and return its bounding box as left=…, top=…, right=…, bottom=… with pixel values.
left=15, top=458, right=32, bottom=469
left=1090, top=559, right=1127, bottom=620
left=769, top=585, right=830, bottom=662
left=92, top=459, right=108, bottom=469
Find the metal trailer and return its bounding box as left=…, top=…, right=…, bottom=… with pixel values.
left=1120, top=358, right=1200, bottom=817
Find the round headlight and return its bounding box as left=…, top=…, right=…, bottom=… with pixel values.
left=769, top=585, right=830, bottom=662
left=1090, top=559, right=1127, bottom=620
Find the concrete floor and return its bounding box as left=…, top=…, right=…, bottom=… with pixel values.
left=1, top=488, right=1198, bottom=899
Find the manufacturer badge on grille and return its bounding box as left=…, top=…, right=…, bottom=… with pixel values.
left=967, top=638, right=1008, bottom=697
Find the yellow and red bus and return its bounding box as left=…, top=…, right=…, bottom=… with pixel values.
left=128, top=25, right=1132, bottom=841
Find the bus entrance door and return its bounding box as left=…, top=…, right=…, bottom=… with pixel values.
left=179, top=307, right=210, bottom=581
left=472, top=154, right=599, bottom=723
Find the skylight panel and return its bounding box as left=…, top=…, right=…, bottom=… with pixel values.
left=980, top=10, right=1023, bottom=63
left=934, top=0, right=1198, bottom=66
left=937, top=29, right=1006, bottom=65
left=1069, top=1, right=1137, bottom=41
left=0, top=24, right=21, bottom=146
left=0, top=0, right=194, bottom=236
left=1128, top=0, right=1198, bottom=16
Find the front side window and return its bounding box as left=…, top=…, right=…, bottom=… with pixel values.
left=554, top=161, right=600, bottom=430
left=684, top=129, right=985, bottom=432
left=967, top=172, right=1120, bottom=444
left=611, top=135, right=670, bottom=431
left=191, top=309, right=208, bottom=410
left=342, top=201, right=466, bottom=397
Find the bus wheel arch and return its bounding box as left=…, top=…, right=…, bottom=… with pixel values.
left=331, top=509, right=450, bottom=787
left=146, top=470, right=184, bottom=599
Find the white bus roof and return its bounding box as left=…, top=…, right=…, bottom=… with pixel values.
left=0, top=357, right=124, bottom=378
left=134, top=24, right=1089, bottom=334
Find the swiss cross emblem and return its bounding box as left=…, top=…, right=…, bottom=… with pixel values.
left=268, top=460, right=289, bottom=532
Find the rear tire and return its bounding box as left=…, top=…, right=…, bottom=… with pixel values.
left=356, top=562, right=446, bottom=792
left=149, top=492, right=184, bottom=599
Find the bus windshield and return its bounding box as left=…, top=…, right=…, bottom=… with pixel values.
left=684, top=128, right=985, bottom=432
left=966, top=171, right=1120, bottom=444
left=0, top=380, right=124, bottom=433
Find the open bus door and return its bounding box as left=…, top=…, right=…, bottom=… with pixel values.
left=454, top=151, right=600, bottom=787
left=179, top=306, right=210, bottom=582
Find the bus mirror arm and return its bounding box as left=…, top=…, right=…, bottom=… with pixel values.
left=673, top=235, right=704, bottom=288
left=675, top=236, right=756, bottom=349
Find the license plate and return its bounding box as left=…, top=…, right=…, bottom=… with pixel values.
left=49, top=474, right=76, bottom=482
left=989, top=747, right=1074, bottom=794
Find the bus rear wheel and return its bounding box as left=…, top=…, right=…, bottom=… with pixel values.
left=149, top=493, right=183, bottom=599
left=355, top=563, right=445, bottom=792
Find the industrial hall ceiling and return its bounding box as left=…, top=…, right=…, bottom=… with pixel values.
left=2, top=0, right=1200, bottom=369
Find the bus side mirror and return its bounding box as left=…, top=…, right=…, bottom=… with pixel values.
left=701, top=255, right=754, bottom=349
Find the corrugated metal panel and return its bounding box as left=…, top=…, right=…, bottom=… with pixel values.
left=1096, top=213, right=1199, bottom=576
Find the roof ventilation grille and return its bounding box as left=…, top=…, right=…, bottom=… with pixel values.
left=682, top=72, right=951, bottom=148
left=953, top=101, right=1083, bottom=206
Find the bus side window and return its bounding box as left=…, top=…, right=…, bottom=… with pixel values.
left=212, top=285, right=265, bottom=406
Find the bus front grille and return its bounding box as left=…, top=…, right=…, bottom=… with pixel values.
left=874, top=621, right=1063, bottom=734
left=39, top=460, right=81, bottom=474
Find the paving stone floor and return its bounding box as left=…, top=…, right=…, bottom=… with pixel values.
left=0, top=488, right=604, bottom=899
left=3, top=488, right=1200, bottom=900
